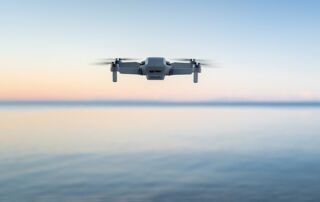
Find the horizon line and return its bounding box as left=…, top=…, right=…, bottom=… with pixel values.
left=1, top=100, right=320, bottom=107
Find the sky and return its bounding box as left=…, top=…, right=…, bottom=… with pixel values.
left=0, top=0, right=319, bottom=101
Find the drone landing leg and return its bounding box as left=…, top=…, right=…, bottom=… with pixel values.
left=113, top=71, right=117, bottom=82
left=193, top=71, right=198, bottom=83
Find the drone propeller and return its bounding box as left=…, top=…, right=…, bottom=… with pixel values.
left=93, top=58, right=140, bottom=66
left=93, top=61, right=114, bottom=65
left=170, top=58, right=192, bottom=62
left=99, top=58, right=139, bottom=61
left=198, top=62, right=220, bottom=68
left=171, top=58, right=209, bottom=62
left=170, top=58, right=220, bottom=68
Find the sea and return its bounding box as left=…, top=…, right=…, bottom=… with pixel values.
left=1, top=104, right=320, bottom=201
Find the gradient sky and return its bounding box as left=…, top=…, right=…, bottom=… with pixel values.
left=1, top=0, right=319, bottom=101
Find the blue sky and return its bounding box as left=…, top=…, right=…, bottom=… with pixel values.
left=0, top=0, right=319, bottom=101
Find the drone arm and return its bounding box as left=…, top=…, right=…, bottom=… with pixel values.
left=118, top=62, right=141, bottom=75
left=170, top=62, right=193, bottom=75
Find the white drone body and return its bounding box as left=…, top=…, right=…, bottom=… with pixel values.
left=108, top=57, right=202, bottom=83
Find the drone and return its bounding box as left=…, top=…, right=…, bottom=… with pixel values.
left=95, top=57, right=215, bottom=83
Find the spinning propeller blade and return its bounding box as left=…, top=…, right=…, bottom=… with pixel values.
left=199, top=62, right=220, bottom=68
left=99, top=58, right=139, bottom=61
left=93, top=61, right=113, bottom=65
left=170, top=58, right=220, bottom=68
left=93, top=58, right=139, bottom=66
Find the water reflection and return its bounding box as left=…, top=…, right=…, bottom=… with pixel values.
left=0, top=107, right=320, bottom=201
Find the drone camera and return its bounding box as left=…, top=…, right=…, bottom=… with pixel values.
left=149, top=70, right=162, bottom=73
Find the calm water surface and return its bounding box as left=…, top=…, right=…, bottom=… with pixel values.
left=0, top=107, right=320, bottom=201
